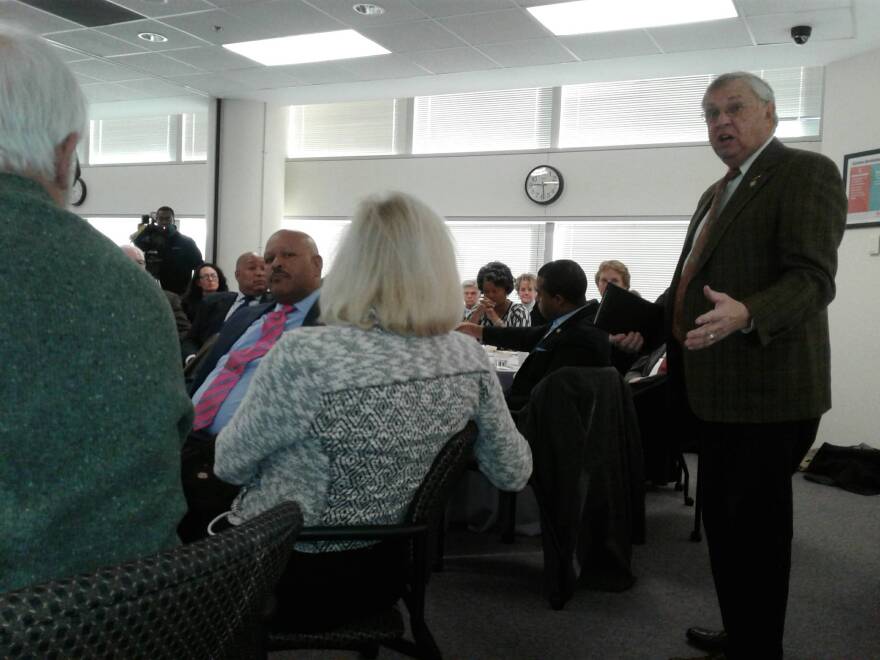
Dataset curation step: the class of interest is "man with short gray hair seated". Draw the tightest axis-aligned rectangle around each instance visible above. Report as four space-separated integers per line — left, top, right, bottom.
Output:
0 23 191 593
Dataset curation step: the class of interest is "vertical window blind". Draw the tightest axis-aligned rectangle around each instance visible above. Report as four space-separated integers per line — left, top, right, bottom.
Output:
552 220 690 303
182 112 208 162
413 87 553 154
287 99 399 158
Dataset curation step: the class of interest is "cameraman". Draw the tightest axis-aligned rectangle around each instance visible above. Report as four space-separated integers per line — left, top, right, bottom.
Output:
134 206 203 295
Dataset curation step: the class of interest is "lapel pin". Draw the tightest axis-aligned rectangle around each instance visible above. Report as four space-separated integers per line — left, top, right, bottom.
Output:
750 174 762 187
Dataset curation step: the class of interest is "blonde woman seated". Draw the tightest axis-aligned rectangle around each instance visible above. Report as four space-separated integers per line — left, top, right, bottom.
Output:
214 192 532 632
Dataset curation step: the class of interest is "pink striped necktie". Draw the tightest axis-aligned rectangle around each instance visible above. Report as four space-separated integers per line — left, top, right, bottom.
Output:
192 304 294 431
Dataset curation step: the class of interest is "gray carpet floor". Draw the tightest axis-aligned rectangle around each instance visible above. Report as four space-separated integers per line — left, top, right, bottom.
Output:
272 455 880 659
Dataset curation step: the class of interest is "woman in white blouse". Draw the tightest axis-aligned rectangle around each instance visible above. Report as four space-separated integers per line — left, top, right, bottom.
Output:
215 191 532 632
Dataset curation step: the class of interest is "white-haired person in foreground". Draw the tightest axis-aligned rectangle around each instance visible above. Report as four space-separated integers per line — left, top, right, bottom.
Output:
0 23 191 593
214 191 532 632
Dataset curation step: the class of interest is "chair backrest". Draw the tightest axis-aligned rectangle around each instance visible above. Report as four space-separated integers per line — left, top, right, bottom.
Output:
0 501 303 660
407 421 478 525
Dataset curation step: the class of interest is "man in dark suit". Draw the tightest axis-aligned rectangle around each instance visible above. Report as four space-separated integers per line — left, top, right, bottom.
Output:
181 251 269 364
179 230 322 541
457 259 612 411
667 72 846 659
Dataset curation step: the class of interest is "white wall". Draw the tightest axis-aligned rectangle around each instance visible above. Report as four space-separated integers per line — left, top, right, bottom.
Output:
285 142 818 219
77 162 208 218
819 47 880 449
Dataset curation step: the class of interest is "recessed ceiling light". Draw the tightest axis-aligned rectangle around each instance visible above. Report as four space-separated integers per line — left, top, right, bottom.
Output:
528 0 737 36
353 3 385 16
137 32 168 43
223 29 389 66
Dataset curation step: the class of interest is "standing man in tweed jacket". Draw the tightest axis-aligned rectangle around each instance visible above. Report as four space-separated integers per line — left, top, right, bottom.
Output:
666 72 846 659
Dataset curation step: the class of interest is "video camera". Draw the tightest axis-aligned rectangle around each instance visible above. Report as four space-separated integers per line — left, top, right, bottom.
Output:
136 213 168 279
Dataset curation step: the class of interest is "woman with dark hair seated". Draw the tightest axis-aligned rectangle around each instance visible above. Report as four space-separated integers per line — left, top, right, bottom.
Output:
214 192 532 632
181 262 228 322
467 261 531 328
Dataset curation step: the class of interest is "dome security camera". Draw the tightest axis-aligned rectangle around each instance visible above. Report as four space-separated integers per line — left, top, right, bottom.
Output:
791 25 812 45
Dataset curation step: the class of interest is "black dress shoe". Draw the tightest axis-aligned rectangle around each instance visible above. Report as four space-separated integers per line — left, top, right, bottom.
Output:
686 627 728 652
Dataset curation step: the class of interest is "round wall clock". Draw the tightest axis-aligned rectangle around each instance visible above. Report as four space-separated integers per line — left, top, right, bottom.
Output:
525 165 563 205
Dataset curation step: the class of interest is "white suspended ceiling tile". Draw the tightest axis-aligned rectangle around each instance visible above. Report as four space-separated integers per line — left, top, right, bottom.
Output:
408 0 516 18
274 61 361 85
437 8 551 45
336 53 431 80
164 45 257 71
105 0 217 19
81 82 140 103
171 72 247 96
224 0 346 38
359 19 467 53
52 43 95 63
68 58 147 82
735 0 850 17
559 29 661 61
47 29 147 57
99 19 211 51
650 18 754 53
120 77 196 98
107 52 203 77
406 46 499 74
158 9 264 45
221 65 300 88
747 7 854 44
479 37 576 67
303 0 428 27
1 0 81 34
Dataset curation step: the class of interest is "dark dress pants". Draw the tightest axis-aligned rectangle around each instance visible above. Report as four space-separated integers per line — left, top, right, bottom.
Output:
698 418 819 660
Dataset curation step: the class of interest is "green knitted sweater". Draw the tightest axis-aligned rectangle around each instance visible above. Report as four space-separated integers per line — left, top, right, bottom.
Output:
0 173 192 593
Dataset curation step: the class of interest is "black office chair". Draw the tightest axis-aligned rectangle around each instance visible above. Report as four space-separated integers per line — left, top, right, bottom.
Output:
0 501 303 660
267 422 478 660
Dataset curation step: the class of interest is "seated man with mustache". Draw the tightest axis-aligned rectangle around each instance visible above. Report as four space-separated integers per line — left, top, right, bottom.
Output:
178 229 322 541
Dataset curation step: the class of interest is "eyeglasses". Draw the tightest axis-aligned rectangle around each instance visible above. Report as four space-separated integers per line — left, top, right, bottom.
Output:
199 273 219 281
703 101 749 124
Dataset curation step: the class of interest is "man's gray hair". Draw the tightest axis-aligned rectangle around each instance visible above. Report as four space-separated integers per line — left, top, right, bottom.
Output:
462 279 477 288
0 23 87 181
704 71 779 126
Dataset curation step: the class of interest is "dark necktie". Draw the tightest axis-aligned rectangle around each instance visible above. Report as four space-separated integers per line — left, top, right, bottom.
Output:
672 167 740 342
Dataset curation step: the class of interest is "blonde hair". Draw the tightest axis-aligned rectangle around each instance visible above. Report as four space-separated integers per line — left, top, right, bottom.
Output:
320 192 462 337
595 260 631 289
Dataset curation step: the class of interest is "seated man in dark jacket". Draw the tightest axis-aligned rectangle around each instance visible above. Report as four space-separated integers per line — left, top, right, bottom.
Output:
458 259 614 411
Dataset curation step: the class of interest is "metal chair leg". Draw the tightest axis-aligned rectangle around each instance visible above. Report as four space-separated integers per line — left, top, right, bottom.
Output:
690 451 702 542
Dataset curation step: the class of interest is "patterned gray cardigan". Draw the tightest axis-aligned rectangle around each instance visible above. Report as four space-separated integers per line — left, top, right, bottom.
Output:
215 325 532 549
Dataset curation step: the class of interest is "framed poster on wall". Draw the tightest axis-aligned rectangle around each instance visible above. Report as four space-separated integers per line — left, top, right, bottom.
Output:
843 148 880 229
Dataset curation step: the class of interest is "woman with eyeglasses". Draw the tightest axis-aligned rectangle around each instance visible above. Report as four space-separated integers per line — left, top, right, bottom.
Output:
181 262 228 323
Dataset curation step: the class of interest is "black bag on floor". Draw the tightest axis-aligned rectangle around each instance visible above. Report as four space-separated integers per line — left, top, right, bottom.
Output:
803 442 880 496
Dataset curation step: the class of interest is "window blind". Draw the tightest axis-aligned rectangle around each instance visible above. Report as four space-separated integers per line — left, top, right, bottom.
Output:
89 115 178 164
559 66 823 148
413 87 552 154
447 221 546 296
552 220 690 303
282 218 351 273
287 99 399 158
182 112 208 162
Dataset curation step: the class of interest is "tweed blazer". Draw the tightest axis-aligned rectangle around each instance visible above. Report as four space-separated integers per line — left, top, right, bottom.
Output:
665 139 846 423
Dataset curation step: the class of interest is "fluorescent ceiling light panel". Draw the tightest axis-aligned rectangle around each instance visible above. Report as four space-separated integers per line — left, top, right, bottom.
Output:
528 0 737 36
223 29 389 66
